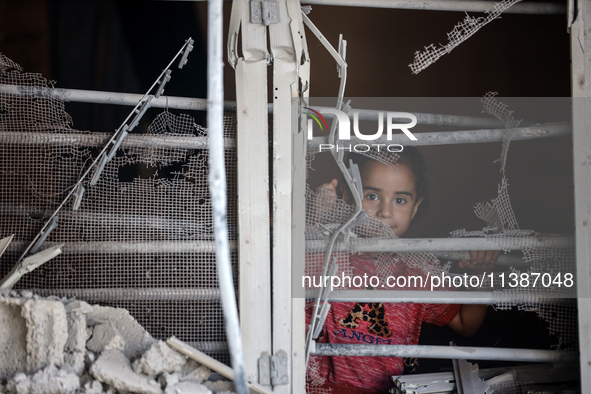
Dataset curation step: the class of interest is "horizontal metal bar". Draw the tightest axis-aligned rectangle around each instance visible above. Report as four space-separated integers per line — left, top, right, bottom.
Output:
1 84 538 130
5 236 571 255
314 105 503 128
311 343 576 363
305 289 575 303
7 241 237 254
0 130 236 149
0 84 237 113
306 236 574 253
309 122 571 149
0 122 568 149
300 0 566 15
30 287 221 300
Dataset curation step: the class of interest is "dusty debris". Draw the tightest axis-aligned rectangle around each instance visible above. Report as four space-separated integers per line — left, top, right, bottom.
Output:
133 340 187 376
0 291 236 394
89 349 162 394
87 321 126 353
88 305 156 359
6 364 79 394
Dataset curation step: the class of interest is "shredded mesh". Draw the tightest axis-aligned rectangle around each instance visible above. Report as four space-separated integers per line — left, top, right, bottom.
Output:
409 0 522 74
453 94 578 350
0 54 237 363
304 97 577 389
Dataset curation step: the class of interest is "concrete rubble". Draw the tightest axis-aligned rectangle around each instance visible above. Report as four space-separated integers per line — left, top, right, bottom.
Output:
0 291 236 394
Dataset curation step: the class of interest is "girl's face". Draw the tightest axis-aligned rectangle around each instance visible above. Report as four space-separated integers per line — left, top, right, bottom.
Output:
360 160 423 237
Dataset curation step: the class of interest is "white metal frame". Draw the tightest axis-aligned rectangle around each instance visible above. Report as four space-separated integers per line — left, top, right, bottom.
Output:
1 0 585 390
570 0 591 392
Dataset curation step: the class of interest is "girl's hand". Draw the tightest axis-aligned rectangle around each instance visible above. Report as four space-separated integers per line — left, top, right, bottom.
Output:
458 250 500 273
312 179 339 215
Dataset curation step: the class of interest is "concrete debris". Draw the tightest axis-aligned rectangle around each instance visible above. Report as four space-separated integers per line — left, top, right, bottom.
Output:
88 305 156 359
90 349 162 394
87 321 126 353
6 364 79 394
0 291 236 394
0 301 28 379
133 341 187 376
183 363 212 384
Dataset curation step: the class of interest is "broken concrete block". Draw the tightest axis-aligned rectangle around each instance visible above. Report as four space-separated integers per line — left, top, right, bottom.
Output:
89 349 162 394
0 300 28 379
5 364 79 394
88 306 155 359
87 321 125 353
164 381 212 394
21 299 68 372
20 299 68 371
133 340 186 376
185 365 212 384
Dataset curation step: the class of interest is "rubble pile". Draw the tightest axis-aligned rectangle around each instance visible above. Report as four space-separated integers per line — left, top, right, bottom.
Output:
0 291 235 394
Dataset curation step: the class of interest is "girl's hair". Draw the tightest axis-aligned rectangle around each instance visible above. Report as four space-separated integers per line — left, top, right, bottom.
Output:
347 147 429 216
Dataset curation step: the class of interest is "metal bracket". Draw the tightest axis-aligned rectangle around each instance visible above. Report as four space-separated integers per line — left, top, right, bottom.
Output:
258 350 288 386
251 0 280 26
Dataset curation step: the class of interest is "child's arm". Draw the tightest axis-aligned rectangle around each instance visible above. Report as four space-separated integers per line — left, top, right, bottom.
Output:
446 250 499 336
447 304 487 337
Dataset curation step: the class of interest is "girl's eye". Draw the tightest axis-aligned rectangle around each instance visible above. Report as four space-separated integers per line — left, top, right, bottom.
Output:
365 193 379 201
395 197 407 204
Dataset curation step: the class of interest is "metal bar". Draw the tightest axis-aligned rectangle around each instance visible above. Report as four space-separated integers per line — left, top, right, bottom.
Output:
207 0 248 391
0 130 236 149
30 287 222 301
311 343 577 363
5 241 234 254
0 131 237 149
0 122 568 149
1 84 512 129
305 290 575 303
299 0 566 15
0 84 237 113
4 235 571 254
313 105 503 128
308 122 571 150
305 236 574 252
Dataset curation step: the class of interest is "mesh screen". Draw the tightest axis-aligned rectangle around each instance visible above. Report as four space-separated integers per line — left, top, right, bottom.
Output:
0 54 237 363
409 0 522 74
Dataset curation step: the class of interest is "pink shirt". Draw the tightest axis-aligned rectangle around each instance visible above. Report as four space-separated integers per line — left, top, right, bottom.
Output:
306 252 460 392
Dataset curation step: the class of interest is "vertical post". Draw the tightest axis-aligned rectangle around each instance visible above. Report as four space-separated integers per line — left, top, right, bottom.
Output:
269 1 309 392
229 0 273 384
570 0 591 391
207 1 249 393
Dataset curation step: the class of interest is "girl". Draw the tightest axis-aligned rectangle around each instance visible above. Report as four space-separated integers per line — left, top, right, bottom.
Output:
306 147 498 393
